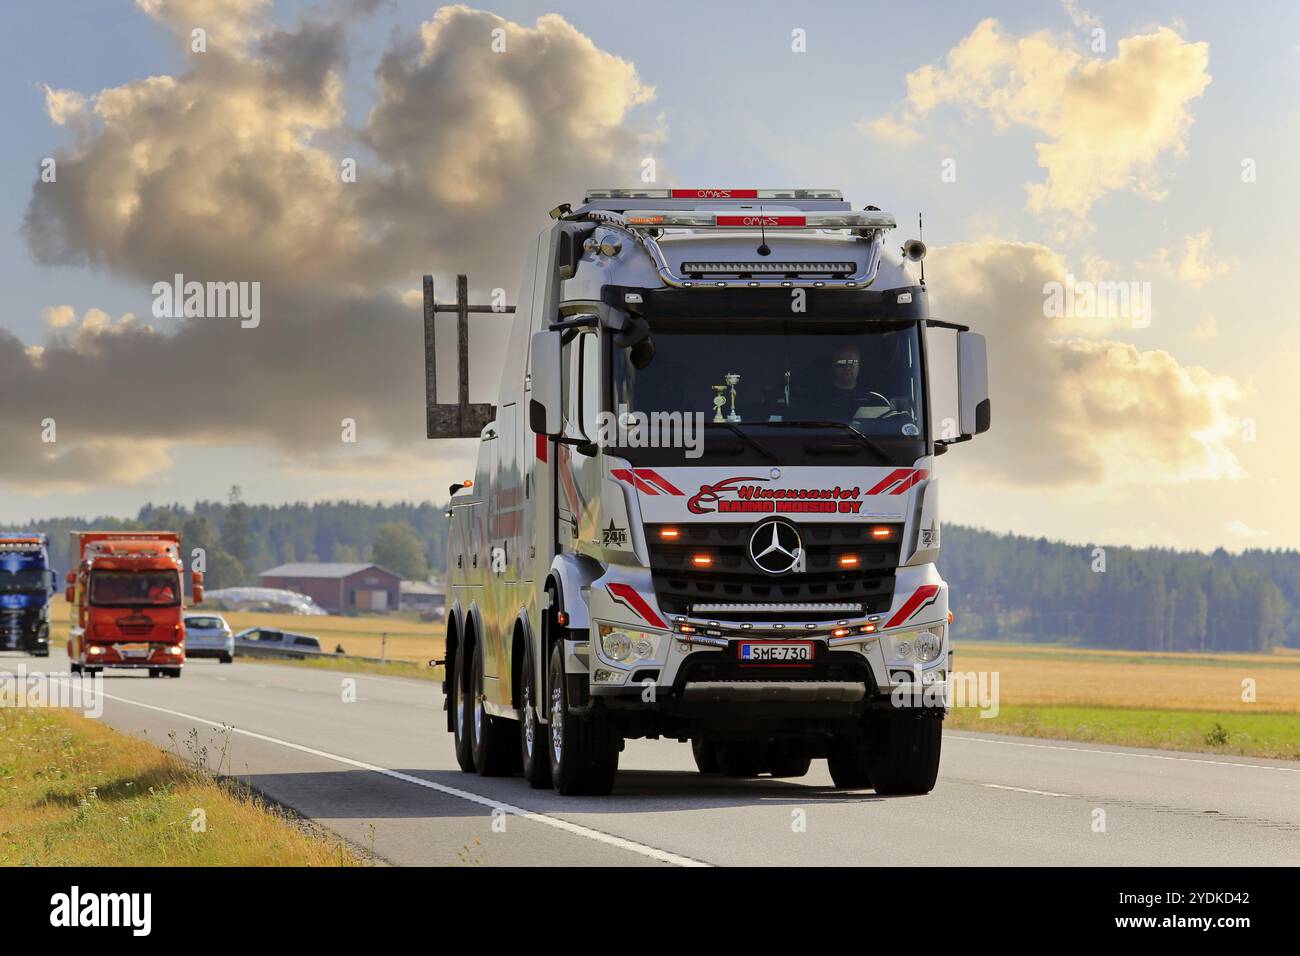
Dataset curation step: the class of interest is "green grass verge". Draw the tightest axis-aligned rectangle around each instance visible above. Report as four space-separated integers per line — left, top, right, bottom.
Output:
245 654 443 682
0 708 364 866
947 704 1300 760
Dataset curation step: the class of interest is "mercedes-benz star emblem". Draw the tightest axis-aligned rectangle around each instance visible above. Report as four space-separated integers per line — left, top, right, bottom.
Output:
748 519 803 575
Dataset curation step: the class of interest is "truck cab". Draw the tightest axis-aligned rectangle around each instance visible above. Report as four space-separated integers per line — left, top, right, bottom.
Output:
0 533 54 657
66 532 201 678
433 188 990 795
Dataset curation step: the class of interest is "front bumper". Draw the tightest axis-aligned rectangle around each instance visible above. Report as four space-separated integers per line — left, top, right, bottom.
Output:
83 642 185 668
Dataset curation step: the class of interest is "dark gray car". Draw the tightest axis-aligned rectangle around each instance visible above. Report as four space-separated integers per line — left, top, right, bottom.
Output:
233 627 323 659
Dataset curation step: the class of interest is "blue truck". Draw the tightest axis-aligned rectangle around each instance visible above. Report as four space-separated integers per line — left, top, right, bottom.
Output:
0 532 54 657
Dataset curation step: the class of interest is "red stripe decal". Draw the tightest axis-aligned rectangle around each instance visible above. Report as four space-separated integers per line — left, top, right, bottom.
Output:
885 584 942 628
611 468 659 494
635 469 684 495
866 468 912 496
607 583 666 629
890 469 928 494
535 433 548 463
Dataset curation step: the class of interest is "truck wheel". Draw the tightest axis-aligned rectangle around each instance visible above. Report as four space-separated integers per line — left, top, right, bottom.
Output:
471 642 520 776
691 738 720 774
717 741 764 777
826 737 873 789
70 661 82 674
866 712 942 795
765 740 812 778
519 640 550 788
34 648 50 659
148 668 161 679
220 653 233 664
450 643 476 773
548 642 618 796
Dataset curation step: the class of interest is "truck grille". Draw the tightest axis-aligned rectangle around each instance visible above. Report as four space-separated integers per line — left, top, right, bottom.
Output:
645 522 899 620
0 609 23 646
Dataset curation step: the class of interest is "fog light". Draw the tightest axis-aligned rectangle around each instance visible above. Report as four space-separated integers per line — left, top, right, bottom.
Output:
592 668 627 685
166 646 182 656
601 630 633 662
88 646 104 655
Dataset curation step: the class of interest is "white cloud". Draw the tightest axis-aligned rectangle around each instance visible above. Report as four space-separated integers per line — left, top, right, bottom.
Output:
863 19 1211 221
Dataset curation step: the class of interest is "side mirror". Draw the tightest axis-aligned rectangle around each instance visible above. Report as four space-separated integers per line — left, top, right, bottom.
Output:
529 330 563 436
65 570 76 585
957 331 991 437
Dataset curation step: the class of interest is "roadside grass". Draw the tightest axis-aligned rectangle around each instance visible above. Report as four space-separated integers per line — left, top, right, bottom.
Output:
218 608 443 662
248 653 444 683
946 704 1300 761
0 707 363 866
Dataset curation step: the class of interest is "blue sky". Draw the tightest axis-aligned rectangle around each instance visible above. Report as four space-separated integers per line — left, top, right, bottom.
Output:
2 1 1298 551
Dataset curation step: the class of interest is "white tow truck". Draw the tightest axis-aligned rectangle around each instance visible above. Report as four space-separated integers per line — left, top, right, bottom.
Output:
425 187 990 795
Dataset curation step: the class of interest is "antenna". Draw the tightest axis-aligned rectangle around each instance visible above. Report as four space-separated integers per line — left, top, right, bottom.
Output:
756 205 771 256
918 212 925 285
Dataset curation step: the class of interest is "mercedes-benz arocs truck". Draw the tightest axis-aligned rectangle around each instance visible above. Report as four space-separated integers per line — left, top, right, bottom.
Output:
0 532 54 657
427 188 990 795
66 531 201 677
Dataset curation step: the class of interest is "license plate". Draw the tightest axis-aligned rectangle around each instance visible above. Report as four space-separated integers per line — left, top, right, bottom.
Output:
119 644 150 659
738 641 814 664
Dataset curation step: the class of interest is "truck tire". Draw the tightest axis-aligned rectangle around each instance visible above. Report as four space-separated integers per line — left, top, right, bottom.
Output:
519 639 550 788
866 712 942 795
716 741 764 777
471 641 520 776
450 642 476 773
220 653 233 664
826 737 873 789
765 740 812 778
548 642 618 796
70 661 82 674
691 738 720 774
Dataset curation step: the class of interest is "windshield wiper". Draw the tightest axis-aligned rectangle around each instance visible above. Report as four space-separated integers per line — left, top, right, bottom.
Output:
760 420 893 464
704 421 781 463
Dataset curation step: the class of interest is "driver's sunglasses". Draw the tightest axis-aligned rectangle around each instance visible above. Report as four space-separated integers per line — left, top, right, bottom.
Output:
834 359 860 368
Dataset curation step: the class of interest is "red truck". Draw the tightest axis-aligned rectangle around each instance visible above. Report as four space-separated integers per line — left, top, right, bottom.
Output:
66 532 202 678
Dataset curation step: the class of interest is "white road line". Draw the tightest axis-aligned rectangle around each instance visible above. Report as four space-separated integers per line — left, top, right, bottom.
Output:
949 733 1300 773
62 680 709 868
983 784 1071 797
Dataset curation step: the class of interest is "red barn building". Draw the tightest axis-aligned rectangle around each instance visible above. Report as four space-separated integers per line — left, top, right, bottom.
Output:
259 562 401 614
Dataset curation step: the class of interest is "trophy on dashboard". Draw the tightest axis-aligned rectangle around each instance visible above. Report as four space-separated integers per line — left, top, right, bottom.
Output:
725 372 741 422
711 385 727 423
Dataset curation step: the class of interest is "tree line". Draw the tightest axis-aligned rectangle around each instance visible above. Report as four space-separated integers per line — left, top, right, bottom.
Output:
939 525 1297 652
7 488 448 590
6 498 1297 651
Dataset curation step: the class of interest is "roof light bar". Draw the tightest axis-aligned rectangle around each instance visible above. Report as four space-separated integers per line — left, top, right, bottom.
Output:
623 209 896 230
680 261 858 275
586 187 844 202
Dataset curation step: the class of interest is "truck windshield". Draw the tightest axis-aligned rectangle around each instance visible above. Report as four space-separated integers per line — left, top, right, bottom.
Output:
611 318 926 464
0 568 51 591
90 570 180 607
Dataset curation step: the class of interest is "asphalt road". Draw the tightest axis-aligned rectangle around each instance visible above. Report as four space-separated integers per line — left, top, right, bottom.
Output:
12 650 1300 866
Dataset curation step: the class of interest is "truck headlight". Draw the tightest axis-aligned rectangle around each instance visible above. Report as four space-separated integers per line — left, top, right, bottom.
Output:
598 625 663 664
913 630 942 663
889 628 943 663
601 630 633 662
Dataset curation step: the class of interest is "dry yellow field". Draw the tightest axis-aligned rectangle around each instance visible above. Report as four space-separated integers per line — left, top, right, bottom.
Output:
955 642 1300 712
218 609 445 662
